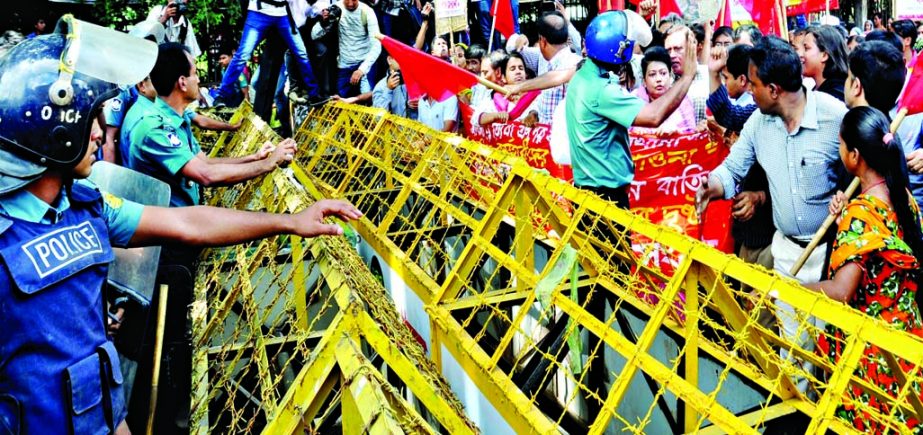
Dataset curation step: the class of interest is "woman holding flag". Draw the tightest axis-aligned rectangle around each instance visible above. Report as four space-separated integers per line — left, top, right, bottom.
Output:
473 52 541 127
809 106 923 433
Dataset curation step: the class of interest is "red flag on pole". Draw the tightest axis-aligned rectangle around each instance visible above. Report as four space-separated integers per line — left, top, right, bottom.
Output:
898 52 923 116
491 0 515 38
715 0 732 28
380 35 480 102
660 0 682 17
739 0 776 34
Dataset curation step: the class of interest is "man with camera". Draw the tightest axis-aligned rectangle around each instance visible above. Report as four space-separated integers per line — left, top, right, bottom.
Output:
148 0 201 58
311 0 381 99
373 55 413 118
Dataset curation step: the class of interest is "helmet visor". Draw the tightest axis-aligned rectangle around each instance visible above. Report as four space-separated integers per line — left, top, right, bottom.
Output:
57 17 157 86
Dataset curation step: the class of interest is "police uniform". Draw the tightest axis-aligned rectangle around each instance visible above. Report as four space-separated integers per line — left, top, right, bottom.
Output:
0 17 158 434
103 85 140 132
122 97 203 208
0 181 144 434
117 95 155 167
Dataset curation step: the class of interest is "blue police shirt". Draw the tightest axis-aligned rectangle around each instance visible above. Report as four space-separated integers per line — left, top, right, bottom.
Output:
117 95 156 166
0 180 143 246
123 97 203 207
103 86 140 129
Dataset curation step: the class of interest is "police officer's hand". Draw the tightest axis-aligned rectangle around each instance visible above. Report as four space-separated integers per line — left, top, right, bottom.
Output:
229 120 243 131
107 307 125 337
254 141 276 160
681 29 698 80
269 138 298 167
292 199 364 237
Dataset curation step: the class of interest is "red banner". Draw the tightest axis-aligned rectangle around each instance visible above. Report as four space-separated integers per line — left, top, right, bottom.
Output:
460 103 573 181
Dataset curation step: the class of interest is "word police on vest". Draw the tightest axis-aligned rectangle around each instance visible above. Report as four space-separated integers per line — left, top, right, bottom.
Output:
22 221 102 278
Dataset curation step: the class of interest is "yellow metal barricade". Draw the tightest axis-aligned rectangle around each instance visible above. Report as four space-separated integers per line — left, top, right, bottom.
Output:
242 101 923 434
189 103 476 434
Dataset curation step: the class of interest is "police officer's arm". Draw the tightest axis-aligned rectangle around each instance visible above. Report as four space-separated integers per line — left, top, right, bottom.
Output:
633 30 698 127
181 138 296 186
191 113 241 132
128 199 363 247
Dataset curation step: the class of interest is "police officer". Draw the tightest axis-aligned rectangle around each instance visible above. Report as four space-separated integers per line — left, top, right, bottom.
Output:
565 10 699 208
0 17 361 435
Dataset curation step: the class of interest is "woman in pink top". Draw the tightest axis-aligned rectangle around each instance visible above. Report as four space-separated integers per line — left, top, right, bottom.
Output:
631 46 698 135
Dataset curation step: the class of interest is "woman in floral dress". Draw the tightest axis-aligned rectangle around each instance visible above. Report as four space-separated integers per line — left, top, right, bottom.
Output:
807 106 923 432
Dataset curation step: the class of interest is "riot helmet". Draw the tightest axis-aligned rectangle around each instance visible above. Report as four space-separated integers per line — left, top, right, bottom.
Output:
585 10 652 66
0 15 156 191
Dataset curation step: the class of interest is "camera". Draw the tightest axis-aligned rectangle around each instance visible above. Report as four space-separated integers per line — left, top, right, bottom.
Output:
325 4 343 22
171 0 189 15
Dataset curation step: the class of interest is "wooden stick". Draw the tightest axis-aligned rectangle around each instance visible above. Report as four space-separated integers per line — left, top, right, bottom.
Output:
789 108 909 276
487 4 498 53
372 34 510 96
146 284 169 435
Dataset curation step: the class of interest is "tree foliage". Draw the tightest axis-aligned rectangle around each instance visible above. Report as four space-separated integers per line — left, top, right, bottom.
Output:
90 0 243 33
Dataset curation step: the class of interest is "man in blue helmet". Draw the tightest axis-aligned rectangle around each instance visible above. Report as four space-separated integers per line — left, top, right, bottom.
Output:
0 17 361 435
566 9 699 208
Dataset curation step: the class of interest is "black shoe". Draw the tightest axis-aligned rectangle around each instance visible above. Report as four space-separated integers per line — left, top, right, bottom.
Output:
306 95 331 107
212 96 227 109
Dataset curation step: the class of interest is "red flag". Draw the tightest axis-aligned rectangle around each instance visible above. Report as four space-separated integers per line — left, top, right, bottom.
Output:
660 0 682 17
380 36 480 102
786 0 839 16
491 0 515 38
898 52 923 116
715 0 731 29
739 0 775 34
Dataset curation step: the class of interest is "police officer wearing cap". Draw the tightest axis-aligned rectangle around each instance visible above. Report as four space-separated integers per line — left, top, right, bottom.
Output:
565 10 699 208
0 17 361 435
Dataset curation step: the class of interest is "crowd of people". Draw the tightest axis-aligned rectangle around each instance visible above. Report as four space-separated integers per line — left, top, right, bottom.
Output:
4 0 923 433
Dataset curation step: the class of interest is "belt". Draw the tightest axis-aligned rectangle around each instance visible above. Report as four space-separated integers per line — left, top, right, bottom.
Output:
784 234 811 248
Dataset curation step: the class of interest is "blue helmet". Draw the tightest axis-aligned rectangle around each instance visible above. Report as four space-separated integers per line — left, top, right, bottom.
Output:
585 10 652 66
0 16 156 173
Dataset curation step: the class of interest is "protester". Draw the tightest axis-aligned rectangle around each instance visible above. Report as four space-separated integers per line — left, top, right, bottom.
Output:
801 25 848 101
733 24 763 46
697 37 848 394
0 22 361 435
631 46 697 134
25 18 46 39
452 42 468 68
810 106 923 433
217 46 251 107
415 92 459 132
148 0 201 57
707 44 756 131
457 44 490 106
892 19 919 65
712 25 733 48
311 0 381 98
373 55 413 118
378 0 423 46
474 52 540 127
863 19 873 34
846 34 864 53
213 0 328 108
567 10 696 209
664 25 709 123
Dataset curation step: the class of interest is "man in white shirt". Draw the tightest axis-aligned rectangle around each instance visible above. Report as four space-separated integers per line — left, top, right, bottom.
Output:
312 0 381 98
148 0 201 57
213 0 328 108
417 95 458 132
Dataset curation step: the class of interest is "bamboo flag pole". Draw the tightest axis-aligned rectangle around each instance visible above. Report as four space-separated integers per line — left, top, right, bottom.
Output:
373 34 510 96
789 108 909 276
146 284 169 435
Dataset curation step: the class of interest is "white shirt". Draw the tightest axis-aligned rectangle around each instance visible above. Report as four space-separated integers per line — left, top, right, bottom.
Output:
249 0 288 17
418 96 459 132
148 5 201 57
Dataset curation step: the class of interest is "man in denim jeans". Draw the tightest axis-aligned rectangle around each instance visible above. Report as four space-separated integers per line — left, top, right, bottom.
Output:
312 0 381 98
213 0 328 108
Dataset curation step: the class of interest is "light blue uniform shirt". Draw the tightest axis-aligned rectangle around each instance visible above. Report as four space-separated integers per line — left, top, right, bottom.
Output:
566 60 644 189
123 97 202 207
0 180 143 247
103 86 140 129
118 96 156 166
711 89 849 239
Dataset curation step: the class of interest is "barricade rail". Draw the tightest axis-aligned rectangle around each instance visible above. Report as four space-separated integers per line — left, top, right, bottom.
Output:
190 102 477 434
203 101 923 434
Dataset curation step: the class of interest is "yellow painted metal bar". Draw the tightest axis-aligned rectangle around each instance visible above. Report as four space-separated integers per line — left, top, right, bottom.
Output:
683 263 700 433
804 335 867 434
233 248 279 415
589 255 693 434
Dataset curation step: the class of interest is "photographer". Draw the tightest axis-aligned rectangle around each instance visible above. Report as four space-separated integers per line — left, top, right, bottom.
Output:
148 0 201 57
312 0 381 98
373 55 414 118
